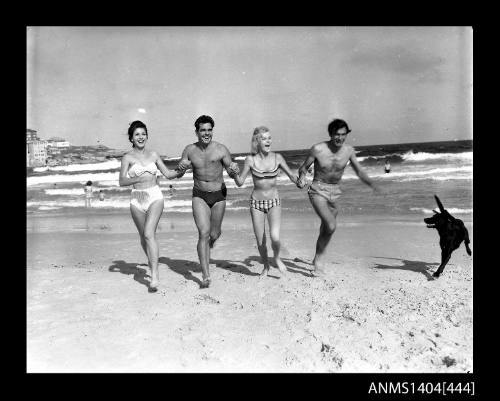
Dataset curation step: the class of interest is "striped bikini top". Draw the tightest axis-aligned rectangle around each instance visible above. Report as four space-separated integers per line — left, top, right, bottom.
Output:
128 161 158 177
250 154 279 178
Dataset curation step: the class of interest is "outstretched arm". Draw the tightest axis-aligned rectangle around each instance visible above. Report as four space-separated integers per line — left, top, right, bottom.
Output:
175 146 192 178
297 146 315 188
276 153 298 184
221 145 240 178
154 151 184 179
234 156 252 187
349 150 380 192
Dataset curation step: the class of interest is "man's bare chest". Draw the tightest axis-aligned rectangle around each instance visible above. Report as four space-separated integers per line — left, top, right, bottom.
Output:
190 150 223 168
317 148 350 170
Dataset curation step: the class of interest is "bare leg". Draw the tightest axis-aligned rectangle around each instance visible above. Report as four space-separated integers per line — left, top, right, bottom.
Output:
267 205 286 274
309 195 338 275
143 199 164 290
250 207 270 275
130 205 148 257
209 200 226 249
192 197 212 284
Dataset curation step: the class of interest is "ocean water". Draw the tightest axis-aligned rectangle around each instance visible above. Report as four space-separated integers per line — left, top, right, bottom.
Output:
26 140 472 223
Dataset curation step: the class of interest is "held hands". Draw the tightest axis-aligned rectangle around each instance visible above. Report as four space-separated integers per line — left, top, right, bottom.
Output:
228 162 240 177
175 159 192 176
296 176 307 189
177 159 192 171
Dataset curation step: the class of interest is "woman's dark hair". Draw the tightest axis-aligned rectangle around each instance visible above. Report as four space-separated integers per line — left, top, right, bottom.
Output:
86 181 92 186
128 120 148 147
194 115 215 131
327 119 351 135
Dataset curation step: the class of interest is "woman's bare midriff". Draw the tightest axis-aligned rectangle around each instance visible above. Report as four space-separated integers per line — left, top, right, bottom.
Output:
251 177 279 200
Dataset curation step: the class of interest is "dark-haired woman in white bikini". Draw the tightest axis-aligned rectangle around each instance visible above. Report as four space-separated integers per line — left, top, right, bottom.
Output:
119 120 184 292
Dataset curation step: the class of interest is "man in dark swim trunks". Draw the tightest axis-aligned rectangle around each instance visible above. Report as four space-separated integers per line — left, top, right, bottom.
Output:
177 115 240 288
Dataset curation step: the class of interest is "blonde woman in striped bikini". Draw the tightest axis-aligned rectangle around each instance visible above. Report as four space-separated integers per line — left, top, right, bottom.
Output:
233 127 298 277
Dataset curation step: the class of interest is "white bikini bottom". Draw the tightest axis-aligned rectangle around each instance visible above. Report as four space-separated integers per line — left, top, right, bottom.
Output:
130 185 164 213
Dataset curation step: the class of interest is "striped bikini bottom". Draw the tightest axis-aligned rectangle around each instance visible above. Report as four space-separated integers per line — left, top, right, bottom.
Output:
249 197 281 213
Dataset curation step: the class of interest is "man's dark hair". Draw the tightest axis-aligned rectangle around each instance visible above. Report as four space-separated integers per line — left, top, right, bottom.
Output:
327 119 351 135
194 115 215 130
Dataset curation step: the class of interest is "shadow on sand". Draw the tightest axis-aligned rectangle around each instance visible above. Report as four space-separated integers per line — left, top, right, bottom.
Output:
108 260 152 290
211 256 265 277
281 257 315 277
112 254 305 289
159 256 265 283
238 255 313 278
158 256 203 287
370 256 439 281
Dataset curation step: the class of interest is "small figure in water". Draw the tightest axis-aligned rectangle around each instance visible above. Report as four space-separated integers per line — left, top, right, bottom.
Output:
84 180 93 207
167 184 175 196
384 159 391 174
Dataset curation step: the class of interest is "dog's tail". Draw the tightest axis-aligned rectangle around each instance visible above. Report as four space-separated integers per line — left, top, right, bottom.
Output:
464 227 472 256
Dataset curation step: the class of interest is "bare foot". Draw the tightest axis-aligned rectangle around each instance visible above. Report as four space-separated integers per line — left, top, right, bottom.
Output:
149 279 159 292
274 257 287 274
311 259 326 277
200 277 211 289
260 267 270 277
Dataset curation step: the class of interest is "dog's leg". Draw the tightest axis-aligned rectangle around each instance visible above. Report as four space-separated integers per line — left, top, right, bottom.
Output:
463 227 472 256
433 248 452 277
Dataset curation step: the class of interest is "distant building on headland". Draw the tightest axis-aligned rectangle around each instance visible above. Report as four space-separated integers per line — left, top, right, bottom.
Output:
26 129 39 142
27 130 73 167
45 136 71 159
47 136 70 148
27 140 48 167
27 129 48 167
26 129 126 168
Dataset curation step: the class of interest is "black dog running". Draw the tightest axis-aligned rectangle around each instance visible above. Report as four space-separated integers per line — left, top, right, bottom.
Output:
424 195 472 278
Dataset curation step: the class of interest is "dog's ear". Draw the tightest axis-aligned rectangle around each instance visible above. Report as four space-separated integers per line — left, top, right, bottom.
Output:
434 195 446 213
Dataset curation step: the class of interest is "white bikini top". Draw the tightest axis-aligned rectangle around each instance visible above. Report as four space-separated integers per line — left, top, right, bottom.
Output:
128 161 158 177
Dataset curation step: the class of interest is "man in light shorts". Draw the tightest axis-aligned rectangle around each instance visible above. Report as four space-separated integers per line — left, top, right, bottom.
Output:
297 118 381 276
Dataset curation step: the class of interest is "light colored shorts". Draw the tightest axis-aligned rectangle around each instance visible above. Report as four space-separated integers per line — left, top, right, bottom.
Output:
307 180 342 205
130 185 164 213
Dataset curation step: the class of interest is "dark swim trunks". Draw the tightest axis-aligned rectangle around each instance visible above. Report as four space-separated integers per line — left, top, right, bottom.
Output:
193 183 227 208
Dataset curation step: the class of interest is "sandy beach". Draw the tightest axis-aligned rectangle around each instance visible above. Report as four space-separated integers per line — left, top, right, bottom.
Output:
26 210 473 373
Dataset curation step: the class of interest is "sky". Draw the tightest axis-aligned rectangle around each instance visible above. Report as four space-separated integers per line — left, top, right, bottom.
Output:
27 26 472 155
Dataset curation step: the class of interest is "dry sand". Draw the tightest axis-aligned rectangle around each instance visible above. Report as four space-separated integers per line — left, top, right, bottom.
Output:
27 212 473 372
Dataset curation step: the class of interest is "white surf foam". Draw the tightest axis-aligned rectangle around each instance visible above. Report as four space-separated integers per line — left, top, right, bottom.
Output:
402 151 473 163
33 159 121 173
410 207 473 215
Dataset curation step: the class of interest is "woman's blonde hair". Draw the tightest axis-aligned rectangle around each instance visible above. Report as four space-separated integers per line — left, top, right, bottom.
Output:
250 126 270 154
